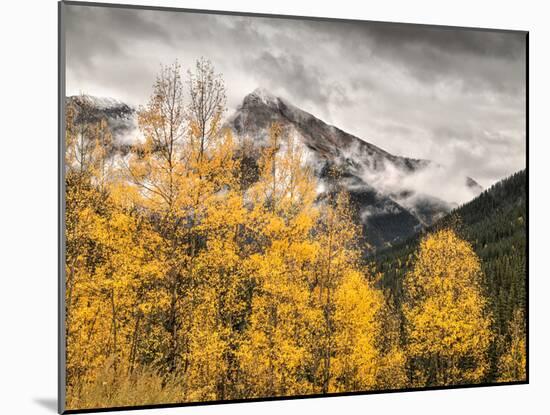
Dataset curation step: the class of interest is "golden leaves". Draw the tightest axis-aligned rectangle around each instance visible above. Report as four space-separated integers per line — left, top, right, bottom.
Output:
403 229 494 386
64 61 514 409
497 309 527 382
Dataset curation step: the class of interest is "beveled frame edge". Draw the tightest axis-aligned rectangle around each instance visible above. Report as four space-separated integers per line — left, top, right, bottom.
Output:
59 1 67 413
60 0 528 34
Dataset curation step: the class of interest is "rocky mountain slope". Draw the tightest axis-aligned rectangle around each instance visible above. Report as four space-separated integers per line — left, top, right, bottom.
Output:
66 90 482 249
227 88 482 248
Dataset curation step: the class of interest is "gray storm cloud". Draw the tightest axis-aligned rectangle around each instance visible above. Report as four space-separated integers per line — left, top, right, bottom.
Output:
64 4 526 188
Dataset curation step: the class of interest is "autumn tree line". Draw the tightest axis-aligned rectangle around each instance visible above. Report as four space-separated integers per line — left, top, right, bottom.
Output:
376 170 527 383
64 60 526 409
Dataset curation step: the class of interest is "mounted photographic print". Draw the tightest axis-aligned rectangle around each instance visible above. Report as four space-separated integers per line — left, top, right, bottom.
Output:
58 1 528 413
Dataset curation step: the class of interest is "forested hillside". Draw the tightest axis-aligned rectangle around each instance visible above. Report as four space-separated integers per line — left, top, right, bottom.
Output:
374 169 527 381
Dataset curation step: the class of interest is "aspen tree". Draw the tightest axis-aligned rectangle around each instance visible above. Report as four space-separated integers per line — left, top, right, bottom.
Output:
403 229 494 386
186 57 226 164
239 124 319 397
310 190 385 393
126 61 193 375
65 100 116 394
497 309 526 382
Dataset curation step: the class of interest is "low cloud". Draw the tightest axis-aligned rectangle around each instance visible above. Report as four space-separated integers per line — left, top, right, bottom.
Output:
65 4 527 189
248 51 351 118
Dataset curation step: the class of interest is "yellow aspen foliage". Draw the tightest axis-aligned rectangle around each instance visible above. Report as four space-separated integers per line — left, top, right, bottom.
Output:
239 123 319 397
65 113 165 405
403 229 494 387
374 293 408 389
238 250 314 397
125 62 197 378
331 270 384 392
65 99 117 397
184 190 250 400
308 190 387 393
64 59 513 409
497 309 527 382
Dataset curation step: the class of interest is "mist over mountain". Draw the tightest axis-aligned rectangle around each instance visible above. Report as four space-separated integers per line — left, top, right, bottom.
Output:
66 89 483 249
227 88 482 248
374 169 526 345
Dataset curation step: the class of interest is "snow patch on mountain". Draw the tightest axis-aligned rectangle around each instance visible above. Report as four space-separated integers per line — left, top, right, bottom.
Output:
73 95 132 111
67 95 143 145
250 87 279 106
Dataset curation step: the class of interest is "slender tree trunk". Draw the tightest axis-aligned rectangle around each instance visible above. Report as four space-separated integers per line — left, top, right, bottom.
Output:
168 275 179 373
111 288 118 374
128 314 141 375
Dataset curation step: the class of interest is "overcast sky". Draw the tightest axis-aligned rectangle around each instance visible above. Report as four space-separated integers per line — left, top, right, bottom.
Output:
65 4 526 187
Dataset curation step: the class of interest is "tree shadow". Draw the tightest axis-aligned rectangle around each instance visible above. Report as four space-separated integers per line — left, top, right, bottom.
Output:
34 398 57 413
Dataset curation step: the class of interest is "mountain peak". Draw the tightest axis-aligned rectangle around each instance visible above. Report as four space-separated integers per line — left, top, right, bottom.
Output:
245 87 281 107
